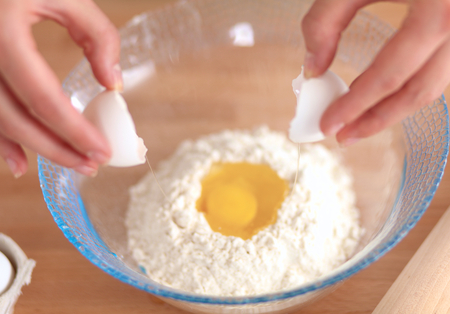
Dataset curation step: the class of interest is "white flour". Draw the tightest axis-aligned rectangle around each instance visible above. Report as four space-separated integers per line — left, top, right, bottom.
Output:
125 127 362 296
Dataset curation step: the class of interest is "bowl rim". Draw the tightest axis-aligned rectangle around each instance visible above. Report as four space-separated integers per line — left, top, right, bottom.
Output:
37 2 450 305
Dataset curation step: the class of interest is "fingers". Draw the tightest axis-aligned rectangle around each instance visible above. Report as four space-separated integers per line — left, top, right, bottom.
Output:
33 0 122 90
0 78 98 176
320 0 450 137
0 0 122 176
301 0 374 78
0 135 27 178
0 19 111 165
302 0 409 78
336 38 450 145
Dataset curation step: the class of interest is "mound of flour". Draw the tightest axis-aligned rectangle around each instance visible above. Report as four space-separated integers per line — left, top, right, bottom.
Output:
125 127 362 296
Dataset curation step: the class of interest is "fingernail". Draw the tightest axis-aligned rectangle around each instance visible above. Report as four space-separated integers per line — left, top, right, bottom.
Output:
74 165 98 177
87 151 110 165
6 158 22 179
324 123 345 136
113 64 123 91
340 137 360 148
303 51 315 79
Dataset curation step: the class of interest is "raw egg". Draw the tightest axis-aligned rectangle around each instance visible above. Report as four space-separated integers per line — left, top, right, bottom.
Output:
0 251 14 295
196 162 288 239
289 69 348 143
83 90 147 167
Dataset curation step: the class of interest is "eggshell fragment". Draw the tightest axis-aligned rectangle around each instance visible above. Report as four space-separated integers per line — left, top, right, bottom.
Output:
289 69 349 143
83 91 148 167
0 251 14 295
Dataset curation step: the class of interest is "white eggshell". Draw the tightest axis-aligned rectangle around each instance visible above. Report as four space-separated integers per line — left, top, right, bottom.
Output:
0 251 15 295
83 91 148 167
289 69 349 143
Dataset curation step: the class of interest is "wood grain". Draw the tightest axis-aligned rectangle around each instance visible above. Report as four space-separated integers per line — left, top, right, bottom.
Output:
0 1 449 314
373 206 450 314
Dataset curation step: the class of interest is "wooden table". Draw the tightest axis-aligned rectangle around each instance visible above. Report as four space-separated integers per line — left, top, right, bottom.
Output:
1 1 449 313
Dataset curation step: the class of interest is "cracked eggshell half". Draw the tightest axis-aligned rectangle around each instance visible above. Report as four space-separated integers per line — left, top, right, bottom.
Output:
83 91 147 167
289 69 349 143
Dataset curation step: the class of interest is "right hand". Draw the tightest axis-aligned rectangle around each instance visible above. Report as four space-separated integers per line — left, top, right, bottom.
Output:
302 0 450 146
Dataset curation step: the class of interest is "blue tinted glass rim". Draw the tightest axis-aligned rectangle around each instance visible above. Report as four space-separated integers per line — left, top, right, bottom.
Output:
37 97 449 305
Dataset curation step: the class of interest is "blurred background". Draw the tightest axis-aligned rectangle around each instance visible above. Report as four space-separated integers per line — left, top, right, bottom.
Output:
1 1 449 313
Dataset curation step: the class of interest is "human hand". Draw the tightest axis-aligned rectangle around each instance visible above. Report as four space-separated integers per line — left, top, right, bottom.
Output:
0 0 121 178
302 0 450 146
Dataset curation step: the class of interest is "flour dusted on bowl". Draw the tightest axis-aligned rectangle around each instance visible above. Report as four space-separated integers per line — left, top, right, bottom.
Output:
125 127 362 296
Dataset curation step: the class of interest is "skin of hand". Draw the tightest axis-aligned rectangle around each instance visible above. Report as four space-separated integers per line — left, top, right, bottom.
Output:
0 0 122 178
302 0 450 146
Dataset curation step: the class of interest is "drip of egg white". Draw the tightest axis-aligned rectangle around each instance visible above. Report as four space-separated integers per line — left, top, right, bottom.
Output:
83 91 148 167
289 69 349 143
0 251 15 295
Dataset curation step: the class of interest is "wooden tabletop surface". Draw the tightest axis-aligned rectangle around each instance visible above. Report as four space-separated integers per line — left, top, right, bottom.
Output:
1 1 449 313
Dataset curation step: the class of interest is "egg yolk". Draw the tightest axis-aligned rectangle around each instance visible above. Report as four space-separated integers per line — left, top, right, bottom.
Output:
207 184 257 227
196 162 288 239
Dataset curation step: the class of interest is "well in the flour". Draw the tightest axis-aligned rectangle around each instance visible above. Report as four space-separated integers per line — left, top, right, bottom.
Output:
126 127 363 296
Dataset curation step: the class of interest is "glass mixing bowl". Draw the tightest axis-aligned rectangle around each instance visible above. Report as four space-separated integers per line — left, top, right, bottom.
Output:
38 1 449 313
